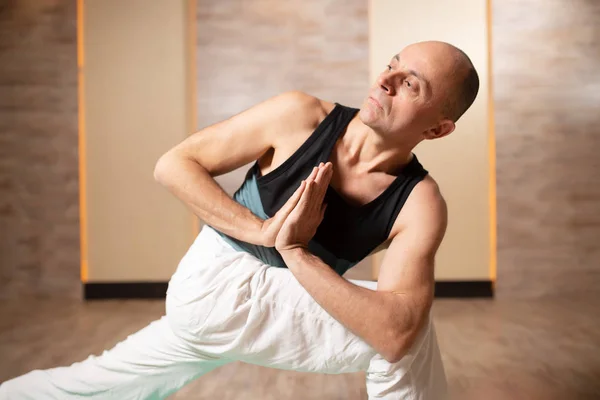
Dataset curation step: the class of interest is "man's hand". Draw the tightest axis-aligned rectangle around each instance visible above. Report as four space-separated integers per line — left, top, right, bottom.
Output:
260 179 308 247
275 162 333 253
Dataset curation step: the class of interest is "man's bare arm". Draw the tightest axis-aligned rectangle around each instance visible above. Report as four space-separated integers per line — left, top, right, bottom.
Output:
280 177 447 363
153 91 321 246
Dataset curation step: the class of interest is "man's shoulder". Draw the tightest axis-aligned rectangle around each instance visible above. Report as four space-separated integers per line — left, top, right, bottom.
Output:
412 174 445 206
407 174 446 221
270 91 334 126
388 174 447 241
267 91 335 146
409 174 447 229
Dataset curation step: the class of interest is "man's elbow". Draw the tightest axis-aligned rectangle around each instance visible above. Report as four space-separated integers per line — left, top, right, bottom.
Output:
383 333 416 364
153 152 177 186
380 315 426 364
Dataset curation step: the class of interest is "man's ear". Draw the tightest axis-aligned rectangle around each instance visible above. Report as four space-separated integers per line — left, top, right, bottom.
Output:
423 119 455 140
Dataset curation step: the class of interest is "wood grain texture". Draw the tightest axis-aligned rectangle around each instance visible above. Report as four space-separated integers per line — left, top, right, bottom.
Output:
493 0 600 298
1 298 599 399
0 0 80 299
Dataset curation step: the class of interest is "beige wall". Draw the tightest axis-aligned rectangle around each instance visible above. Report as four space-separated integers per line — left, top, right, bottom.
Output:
369 0 493 281
82 0 194 282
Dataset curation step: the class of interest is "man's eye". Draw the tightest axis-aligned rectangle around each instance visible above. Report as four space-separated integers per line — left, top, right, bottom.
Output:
386 64 392 71
405 80 412 88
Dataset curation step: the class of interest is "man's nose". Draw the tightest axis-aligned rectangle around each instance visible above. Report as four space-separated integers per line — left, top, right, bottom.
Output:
377 74 395 96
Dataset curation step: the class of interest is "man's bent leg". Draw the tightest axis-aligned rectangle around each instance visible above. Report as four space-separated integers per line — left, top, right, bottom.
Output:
173 225 447 399
0 315 230 400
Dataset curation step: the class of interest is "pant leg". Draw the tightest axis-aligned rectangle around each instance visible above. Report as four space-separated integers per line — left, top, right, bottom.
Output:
0 226 240 400
167 225 448 399
164 225 376 373
0 222 245 400
0 316 229 399
365 313 448 399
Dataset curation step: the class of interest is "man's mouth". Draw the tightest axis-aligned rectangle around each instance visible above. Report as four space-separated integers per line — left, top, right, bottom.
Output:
368 96 383 111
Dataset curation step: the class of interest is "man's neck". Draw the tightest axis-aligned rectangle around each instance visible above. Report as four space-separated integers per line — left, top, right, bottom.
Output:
341 116 416 176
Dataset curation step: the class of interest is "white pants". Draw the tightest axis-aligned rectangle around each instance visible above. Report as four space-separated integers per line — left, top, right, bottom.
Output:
0 225 447 399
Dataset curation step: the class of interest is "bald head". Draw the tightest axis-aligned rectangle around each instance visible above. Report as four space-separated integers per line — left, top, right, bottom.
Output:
439 43 479 122
423 41 479 122
401 41 479 122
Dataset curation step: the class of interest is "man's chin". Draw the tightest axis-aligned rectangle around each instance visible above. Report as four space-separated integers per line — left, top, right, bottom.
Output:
358 106 379 127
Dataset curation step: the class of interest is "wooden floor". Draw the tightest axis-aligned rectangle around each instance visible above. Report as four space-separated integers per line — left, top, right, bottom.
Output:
1 297 599 399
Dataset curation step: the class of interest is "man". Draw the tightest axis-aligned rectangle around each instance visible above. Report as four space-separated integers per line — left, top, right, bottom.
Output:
0 40 479 399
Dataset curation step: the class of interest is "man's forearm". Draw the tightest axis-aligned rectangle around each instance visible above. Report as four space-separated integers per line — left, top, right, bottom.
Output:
280 248 417 363
154 154 265 245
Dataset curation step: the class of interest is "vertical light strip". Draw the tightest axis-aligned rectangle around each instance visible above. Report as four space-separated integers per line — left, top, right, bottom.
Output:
188 0 200 238
487 0 497 286
77 0 88 282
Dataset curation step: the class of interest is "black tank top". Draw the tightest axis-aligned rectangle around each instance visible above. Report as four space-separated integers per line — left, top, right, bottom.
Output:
215 103 428 276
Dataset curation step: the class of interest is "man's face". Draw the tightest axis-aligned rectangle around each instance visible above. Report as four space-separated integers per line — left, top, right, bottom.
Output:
359 42 459 141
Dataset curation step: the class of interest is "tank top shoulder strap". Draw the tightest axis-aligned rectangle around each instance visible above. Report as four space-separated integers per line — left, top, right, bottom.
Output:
256 102 358 185
311 102 359 163
295 102 359 162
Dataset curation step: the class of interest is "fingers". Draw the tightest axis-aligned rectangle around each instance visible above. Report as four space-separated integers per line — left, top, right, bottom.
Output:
281 161 328 216
312 162 332 200
290 179 307 204
306 165 319 182
298 179 315 212
293 179 307 200
315 162 333 184
293 162 333 215
306 162 332 184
